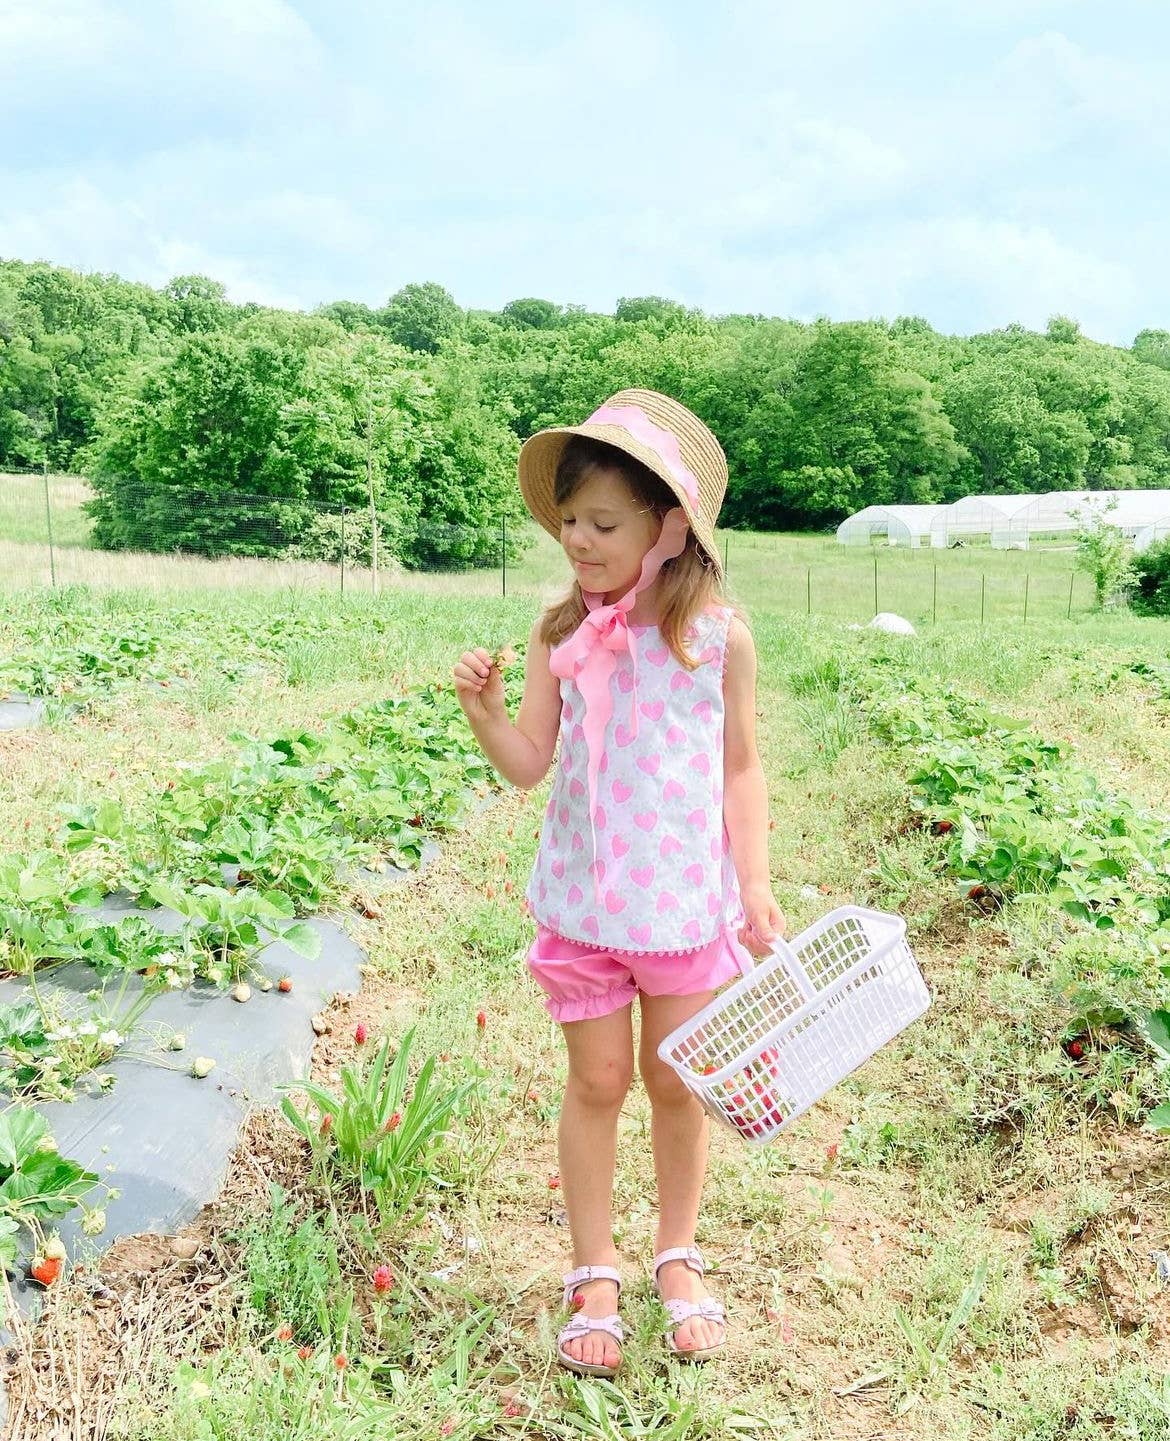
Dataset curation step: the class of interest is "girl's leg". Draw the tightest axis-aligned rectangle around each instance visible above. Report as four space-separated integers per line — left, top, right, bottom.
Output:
559 1002 635 1370
638 989 724 1354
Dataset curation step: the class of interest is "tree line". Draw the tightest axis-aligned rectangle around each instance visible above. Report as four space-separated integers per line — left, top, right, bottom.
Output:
3 259 1170 567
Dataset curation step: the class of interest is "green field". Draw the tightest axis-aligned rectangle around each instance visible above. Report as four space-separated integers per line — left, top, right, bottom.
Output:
1 580 1167 1437
1 471 1096 625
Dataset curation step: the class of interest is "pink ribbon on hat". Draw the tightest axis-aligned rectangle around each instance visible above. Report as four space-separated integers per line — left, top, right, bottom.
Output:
586 403 701 509
550 508 690 895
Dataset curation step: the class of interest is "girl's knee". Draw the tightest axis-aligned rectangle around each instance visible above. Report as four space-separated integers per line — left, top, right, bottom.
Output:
639 1053 694 1110
568 1054 634 1110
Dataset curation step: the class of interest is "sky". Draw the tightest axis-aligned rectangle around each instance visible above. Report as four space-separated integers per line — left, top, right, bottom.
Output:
1 0 1167 345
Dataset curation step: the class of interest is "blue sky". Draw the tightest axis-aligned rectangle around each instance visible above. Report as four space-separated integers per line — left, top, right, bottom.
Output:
1 0 1167 344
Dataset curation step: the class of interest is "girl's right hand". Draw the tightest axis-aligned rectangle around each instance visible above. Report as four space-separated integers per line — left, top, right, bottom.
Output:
453 648 506 720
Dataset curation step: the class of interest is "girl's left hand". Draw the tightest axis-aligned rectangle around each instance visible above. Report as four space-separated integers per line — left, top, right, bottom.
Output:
738 887 787 959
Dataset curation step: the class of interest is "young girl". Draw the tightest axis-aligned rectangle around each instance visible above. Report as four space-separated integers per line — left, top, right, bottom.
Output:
453 388 783 1377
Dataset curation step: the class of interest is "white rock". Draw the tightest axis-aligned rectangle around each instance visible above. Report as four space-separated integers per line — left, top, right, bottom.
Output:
869 612 917 636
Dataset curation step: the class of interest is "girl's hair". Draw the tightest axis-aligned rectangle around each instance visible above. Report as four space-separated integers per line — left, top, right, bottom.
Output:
538 435 724 667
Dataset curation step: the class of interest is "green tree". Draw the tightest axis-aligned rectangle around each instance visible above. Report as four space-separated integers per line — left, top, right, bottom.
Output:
1073 502 1136 608
1133 329 1170 370
500 298 562 330
378 282 462 353
163 275 232 334
733 322 963 528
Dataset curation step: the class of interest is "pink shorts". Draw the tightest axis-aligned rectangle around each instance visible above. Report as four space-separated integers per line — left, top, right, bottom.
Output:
527 924 752 1023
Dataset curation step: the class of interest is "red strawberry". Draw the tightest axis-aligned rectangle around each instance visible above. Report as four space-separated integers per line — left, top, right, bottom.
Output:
385 1111 401 1132
334 1353 347 1370
30 1256 61 1287
372 1264 393 1293
1068 1040 1084 1059
319 1114 333 1136
354 1022 368 1045
548 1174 561 1190
503 1400 523 1418
297 1345 312 1360
476 1010 487 1030
277 977 293 993
276 1323 293 1342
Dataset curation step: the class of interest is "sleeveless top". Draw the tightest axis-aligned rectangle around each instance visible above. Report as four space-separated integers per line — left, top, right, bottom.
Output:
527 607 743 954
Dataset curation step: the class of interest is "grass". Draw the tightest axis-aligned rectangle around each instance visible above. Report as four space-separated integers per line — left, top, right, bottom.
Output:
1 469 1098 624
0 472 95 547
1 576 1169 1437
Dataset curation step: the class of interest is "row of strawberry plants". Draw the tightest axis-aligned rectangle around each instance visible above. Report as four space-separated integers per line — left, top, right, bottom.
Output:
0 669 520 1110
0 670 516 1261
858 667 1170 1130
1 587 451 703
4 679 508 985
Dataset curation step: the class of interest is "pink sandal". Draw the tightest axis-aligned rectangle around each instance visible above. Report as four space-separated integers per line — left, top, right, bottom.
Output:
653 1247 726 1362
556 1265 625 1378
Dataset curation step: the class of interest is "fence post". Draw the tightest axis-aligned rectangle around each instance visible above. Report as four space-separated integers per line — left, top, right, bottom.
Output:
42 462 57 588
501 513 507 598
1022 572 1029 625
980 574 986 625
932 563 937 624
340 506 346 597
367 400 379 597
806 567 811 616
873 552 878 615
1067 570 1074 619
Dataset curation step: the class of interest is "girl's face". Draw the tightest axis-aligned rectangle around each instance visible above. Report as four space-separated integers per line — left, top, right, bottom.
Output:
558 467 663 601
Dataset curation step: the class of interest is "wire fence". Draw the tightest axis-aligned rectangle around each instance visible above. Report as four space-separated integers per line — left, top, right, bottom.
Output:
1 467 1097 623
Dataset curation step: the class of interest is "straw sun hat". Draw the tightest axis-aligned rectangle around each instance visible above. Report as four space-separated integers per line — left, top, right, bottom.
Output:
517 388 729 577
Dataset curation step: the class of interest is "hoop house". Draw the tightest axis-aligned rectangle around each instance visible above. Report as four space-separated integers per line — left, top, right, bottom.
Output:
930 494 1034 548
836 505 942 548
998 490 1170 548
1134 517 1170 553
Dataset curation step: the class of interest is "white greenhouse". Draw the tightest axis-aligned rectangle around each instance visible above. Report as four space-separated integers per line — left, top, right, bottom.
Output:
1133 517 1170 553
835 504 943 548
837 489 1170 549
995 489 1170 549
928 494 1033 549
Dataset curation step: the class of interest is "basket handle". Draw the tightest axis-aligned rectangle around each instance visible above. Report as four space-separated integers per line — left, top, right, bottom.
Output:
763 935 818 1003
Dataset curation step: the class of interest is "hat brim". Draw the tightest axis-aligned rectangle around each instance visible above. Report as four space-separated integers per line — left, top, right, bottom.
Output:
518 422 722 580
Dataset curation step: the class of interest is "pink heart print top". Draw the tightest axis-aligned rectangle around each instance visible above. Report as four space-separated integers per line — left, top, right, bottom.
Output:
527 606 743 954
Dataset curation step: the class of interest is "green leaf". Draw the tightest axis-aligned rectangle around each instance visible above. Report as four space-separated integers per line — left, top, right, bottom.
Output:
280 922 321 960
1144 1103 1170 1133
0 1106 50 1172
1142 1010 1170 1063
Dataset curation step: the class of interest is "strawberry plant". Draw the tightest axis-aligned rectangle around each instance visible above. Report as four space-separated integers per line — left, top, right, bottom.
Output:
0 1105 100 1270
147 880 323 982
861 666 1170 1115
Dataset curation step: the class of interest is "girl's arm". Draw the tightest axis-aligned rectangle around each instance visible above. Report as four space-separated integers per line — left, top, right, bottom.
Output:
723 617 786 958
453 617 562 790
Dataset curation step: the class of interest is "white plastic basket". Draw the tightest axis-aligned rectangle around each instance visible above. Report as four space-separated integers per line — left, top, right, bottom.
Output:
657 906 930 1145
